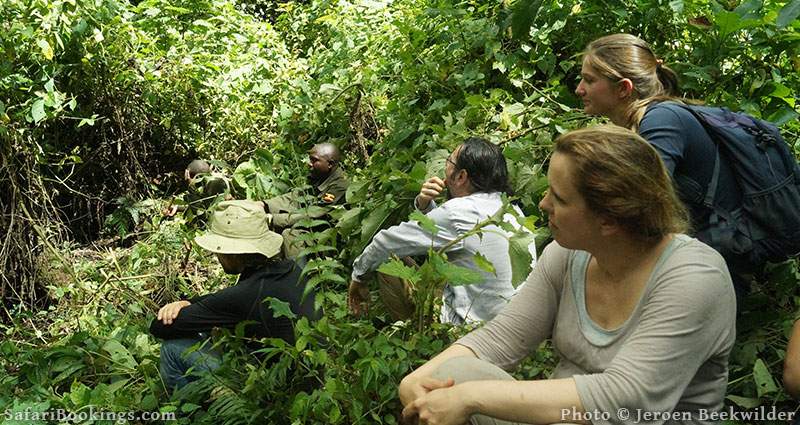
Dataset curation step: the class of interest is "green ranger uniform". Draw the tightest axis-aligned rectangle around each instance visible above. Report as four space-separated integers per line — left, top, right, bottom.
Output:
264 166 349 257
182 172 232 225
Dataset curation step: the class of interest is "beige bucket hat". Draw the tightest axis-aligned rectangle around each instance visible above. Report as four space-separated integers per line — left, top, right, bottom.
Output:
195 200 283 258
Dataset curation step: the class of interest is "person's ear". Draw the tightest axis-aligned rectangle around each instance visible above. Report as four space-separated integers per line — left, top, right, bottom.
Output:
617 78 634 99
456 169 470 186
598 216 621 237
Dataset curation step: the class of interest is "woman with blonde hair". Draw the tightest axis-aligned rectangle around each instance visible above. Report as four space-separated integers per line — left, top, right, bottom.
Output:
399 125 736 425
575 33 752 296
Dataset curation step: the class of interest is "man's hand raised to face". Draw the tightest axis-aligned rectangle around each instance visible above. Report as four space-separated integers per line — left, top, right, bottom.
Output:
416 176 446 211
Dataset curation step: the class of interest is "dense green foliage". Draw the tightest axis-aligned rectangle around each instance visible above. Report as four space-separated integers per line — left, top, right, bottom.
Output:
1 0 799 423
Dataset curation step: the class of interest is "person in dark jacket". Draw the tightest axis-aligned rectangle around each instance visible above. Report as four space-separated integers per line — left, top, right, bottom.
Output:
150 200 318 391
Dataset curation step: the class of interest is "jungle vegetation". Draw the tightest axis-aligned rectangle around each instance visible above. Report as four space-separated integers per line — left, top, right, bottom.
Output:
1 0 799 423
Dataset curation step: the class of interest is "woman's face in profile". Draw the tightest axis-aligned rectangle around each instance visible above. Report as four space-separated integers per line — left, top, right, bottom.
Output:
575 58 622 118
539 152 603 250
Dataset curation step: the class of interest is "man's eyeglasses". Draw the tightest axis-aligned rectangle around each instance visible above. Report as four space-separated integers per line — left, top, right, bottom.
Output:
446 156 457 168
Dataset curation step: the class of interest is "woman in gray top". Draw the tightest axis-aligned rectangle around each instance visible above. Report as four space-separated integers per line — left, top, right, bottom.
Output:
574 33 751 297
399 126 736 425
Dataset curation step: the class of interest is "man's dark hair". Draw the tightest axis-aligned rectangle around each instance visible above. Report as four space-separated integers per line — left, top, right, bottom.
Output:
186 159 212 179
454 137 510 194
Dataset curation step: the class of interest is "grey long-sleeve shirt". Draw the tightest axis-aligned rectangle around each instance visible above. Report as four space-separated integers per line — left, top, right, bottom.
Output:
457 235 736 425
351 191 536 324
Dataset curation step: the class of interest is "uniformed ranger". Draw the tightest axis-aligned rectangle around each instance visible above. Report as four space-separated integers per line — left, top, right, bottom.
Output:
262 143 350 257
163 160 232 226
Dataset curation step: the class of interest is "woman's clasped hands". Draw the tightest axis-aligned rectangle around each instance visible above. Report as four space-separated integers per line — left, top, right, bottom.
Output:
400 376 476 425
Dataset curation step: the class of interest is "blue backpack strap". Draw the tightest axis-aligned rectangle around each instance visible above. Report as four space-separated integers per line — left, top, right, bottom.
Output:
703 150 732 250
666 103 720 208
704 150 720 208
670 103 745 253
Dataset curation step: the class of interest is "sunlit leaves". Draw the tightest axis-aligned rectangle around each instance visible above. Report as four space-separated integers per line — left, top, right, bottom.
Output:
472 251 496 275
30 99 46 123
37 39 53 60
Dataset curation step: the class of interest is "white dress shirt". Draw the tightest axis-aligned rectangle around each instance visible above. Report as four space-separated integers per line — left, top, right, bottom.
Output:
351 191 536 324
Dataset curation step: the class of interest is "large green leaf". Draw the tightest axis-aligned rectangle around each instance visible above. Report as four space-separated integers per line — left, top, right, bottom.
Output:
336 207 363 236
30 99 46 123
777 0 800 28
358 201 393 251
668 0 684 14
37 38 53 60
102 339 138 370
473 252 496 275
409 161 427 181
714 10 760 37
346 180 370 204
753 358 778 398
377 258 421 283
725 394 761 409
430 254 483 286
264 297 297 319
296 244 336 258
767 107 799 126
508 231 536 287
425 149 450 178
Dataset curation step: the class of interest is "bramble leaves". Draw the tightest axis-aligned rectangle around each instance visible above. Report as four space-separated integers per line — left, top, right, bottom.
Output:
102 339 138 370
473 252 496 275
429 253 483 286
509 231 536 288
377 258 421 283
265 297 297 320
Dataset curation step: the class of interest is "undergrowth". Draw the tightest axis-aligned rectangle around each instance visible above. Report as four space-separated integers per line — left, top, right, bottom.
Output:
1 0 799 423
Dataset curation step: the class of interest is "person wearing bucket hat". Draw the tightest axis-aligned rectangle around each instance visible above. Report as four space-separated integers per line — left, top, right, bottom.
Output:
150 200 319 391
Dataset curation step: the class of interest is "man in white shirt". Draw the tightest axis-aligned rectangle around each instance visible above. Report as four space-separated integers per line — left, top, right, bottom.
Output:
347 137 535 324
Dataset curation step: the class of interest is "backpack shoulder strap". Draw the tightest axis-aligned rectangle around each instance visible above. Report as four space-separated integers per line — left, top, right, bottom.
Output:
665 103 721 209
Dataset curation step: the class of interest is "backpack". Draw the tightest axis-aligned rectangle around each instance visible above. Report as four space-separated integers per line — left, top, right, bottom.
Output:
678 104 800 267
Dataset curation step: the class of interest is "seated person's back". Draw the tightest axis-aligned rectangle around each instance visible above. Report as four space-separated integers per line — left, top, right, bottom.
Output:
150 200 318 391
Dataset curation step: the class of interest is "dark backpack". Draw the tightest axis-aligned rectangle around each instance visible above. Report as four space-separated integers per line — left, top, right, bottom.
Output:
678 104 800 267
